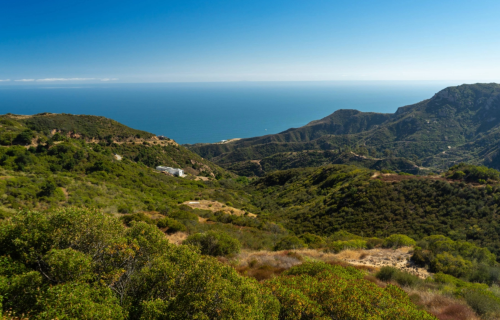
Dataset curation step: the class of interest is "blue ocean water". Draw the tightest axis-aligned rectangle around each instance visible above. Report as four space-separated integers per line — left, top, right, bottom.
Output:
0 81 463 144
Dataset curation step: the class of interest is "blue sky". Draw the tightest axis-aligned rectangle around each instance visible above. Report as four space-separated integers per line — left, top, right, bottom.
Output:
1 0 500 83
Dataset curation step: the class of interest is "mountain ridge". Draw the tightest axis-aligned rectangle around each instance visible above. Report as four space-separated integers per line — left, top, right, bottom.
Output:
187 83 500 175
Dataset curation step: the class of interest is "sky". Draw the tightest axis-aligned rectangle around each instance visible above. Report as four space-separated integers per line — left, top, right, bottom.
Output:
1 0 500 83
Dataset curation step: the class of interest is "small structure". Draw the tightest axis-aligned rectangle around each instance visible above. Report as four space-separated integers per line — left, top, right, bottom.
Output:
156 166 184 177
221 139 227 143
157 135 168 140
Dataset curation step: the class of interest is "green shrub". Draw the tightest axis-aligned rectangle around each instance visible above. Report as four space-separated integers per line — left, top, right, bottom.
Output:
376 266 399 282
376 266 421 288
266 262 436 319
383 234 416 248
273 235 307 251
156 217 186 234
464 288 500 316
329 230 363 241
299 233 326 248
366 237 384 249
326 239 366 253
431 252 473 278
36 283 125 320
120 212 155 226
183 231 241 257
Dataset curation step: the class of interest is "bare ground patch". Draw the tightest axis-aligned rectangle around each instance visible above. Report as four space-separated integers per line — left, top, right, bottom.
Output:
183 200 256 217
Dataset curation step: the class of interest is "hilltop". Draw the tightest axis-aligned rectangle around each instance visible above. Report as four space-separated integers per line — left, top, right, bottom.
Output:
188 83 500 175
0 112 227 178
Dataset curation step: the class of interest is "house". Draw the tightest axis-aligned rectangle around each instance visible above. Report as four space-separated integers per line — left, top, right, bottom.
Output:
156 166 184 177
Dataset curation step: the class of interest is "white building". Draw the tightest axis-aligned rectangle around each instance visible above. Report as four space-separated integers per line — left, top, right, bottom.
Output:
156 166 184 177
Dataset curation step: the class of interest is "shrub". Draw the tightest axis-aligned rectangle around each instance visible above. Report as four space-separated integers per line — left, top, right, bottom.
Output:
464 288 500 316
266 262 436 319
156 217 186 233
273 235 307 251
376 266 421 288
326 239 366 253
366 237 384 249
299 233 326 248
431 252 473 278
36 283 125 320
120 212 155 226
183 231 241 257
13 130 34 146
329 230 363 241
383 234 416 248
376 266 399 282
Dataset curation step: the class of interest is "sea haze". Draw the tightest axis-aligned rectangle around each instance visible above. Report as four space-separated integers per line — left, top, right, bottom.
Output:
0 81 464 144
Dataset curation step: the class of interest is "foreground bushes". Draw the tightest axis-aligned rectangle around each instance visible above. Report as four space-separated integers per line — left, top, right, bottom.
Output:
0 208 273 319
0 208 437 319
265 262 436 319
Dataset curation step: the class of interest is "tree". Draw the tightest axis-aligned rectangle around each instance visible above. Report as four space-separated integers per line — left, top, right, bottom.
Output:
13 130 34 146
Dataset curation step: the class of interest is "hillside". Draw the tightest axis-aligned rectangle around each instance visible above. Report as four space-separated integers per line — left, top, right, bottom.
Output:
5 112 500 319
245 164 500 258
0 113 228 178
188 83 500 175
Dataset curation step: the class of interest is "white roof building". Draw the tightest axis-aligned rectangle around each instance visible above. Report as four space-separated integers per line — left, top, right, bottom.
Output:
156 166 184 177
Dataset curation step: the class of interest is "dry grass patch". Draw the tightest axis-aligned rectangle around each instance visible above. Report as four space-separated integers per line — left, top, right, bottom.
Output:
405 288 480 320
165 232 188 245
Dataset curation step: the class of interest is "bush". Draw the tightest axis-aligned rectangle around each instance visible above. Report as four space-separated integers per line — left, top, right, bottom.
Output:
266 262 436 319
120 212 155 226
383 234 416 248
464 288 500 316
156 217 186 233
376 266 421 288
326 239 366 253
0 208 277 319
299 233 326 248
376 266 399 281
13 130 34 146
273 235 307 251
183 231 241 257
366 237 384 249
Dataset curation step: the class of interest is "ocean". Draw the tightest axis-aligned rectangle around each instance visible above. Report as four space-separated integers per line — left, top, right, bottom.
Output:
0 81 464 144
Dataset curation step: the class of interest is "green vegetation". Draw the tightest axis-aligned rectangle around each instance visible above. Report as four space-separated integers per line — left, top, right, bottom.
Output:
8 106 500 318
183 231 241 257
266 262 436 319
246 164 500 259
0 208 435 319
383 234 417 248
412 235 498 282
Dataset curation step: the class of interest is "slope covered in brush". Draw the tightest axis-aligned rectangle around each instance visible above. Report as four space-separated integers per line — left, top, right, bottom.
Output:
247 164 500 258
0 113 227 178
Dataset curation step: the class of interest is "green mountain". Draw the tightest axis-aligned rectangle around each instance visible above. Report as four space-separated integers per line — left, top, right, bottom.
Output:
188 83 500 175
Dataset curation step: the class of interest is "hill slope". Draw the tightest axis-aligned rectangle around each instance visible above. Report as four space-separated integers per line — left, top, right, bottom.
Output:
188 83 500 175
0 113 228 178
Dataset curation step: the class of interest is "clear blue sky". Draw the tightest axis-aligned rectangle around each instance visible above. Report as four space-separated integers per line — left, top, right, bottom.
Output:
1 0 499 83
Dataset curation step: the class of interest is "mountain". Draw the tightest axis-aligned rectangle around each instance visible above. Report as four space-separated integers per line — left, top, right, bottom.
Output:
187 83 500 175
